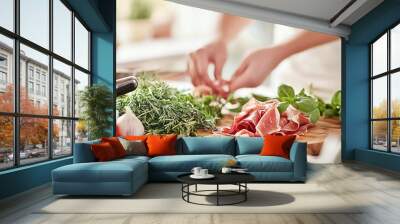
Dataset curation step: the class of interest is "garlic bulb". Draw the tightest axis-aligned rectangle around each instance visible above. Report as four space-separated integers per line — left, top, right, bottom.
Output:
116 107 145 136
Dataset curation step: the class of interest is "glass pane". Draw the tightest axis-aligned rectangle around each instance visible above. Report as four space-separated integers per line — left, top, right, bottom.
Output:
20 0 49 49
391 72 400 118
74 69 89 118
372 77 387 119
392 24 400 70
0 116 13 170
20 117 49 165
0 35 14 112
75 120 88 143
372 121 388 151
391 120 400 153
53 119 72 157
0 0 14 31
53 0 72 60
74 18 89 70
20 44 49 115
372 33 387 76
53 59 72 117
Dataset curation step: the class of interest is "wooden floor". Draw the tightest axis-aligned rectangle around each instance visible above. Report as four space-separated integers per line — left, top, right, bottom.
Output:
1 162 400 224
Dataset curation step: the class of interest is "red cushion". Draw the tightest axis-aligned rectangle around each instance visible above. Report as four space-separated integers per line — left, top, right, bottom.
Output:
146 134 177 157
260 134 296 159
91 142 118 162
125 135 148 141
101 137 126 158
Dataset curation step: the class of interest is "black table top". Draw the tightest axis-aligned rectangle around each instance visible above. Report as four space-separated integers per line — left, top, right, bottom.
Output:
177 172 255 185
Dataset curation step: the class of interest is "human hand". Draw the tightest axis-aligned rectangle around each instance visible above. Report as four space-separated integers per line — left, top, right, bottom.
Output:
188 41 228 94
229 47 287 91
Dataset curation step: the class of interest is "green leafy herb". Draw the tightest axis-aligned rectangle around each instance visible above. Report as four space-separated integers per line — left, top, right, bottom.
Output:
116 73 221 136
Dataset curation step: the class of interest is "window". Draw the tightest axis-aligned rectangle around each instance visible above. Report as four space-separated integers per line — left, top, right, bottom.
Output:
0 0 91 170
371 23 400 154
0 35 13 113
75 18 89 70
28 81 34 94
0 0 14 32
20 0 49 49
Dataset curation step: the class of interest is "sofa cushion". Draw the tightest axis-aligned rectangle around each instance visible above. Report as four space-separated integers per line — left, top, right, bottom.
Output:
236 137 263 155
91 142 118 161
101 137 127 158
260 134 296 159
177 137 235 155
147 134 177 157
236 155 293 172
53 159 147 183
149 154 235 172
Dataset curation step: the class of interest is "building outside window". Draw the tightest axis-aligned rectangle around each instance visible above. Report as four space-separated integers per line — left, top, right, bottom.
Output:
28 81 34 94
371 23 400 154
0 0 91 170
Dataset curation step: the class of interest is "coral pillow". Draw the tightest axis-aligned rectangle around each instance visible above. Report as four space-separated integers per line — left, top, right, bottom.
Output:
91 142 118 162
146 134 177 157
125 135 148 141
101 137 127 158
260 134 296 159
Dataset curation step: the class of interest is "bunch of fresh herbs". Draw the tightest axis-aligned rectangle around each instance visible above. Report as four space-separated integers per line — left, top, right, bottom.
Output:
116 73 222 136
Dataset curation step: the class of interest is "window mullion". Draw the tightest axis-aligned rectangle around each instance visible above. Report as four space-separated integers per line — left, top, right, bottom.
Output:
48 0 54 160
13 0 20 167
71 10 76 155
388 30 391 153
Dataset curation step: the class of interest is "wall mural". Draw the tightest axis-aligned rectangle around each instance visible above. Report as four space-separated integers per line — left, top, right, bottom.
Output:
116 0 342 164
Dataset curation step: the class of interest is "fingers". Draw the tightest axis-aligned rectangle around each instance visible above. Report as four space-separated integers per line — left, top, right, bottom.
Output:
229 65 253 92
189 52 218 92
213 55 226 81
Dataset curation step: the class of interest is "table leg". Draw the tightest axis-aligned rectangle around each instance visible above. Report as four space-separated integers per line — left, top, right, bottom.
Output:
245 183 247 201
216 184 219 206
195 184 198 192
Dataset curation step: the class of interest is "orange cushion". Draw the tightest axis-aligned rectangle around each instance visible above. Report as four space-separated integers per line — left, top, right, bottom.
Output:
125 135 148 141
146 134 177 157
260 134 296 159
91 142 118 162
101 137 126 158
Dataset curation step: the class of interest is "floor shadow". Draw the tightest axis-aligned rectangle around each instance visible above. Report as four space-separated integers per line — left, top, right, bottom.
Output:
203 190 295 207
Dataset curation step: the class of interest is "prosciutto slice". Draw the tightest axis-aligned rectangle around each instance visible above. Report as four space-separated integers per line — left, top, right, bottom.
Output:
220 99 312 136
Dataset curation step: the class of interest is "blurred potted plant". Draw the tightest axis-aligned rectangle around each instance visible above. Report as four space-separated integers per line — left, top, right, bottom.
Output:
117 0 153 44
79 84 113 140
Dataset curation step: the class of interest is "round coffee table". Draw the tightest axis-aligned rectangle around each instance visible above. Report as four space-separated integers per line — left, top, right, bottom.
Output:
177 173 255 206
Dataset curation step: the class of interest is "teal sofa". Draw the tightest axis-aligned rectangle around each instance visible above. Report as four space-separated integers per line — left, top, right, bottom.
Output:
52 137 307 196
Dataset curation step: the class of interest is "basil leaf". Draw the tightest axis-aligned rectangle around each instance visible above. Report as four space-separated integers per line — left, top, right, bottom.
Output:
278 102 290 113
278 84 295 99
331 90 341 108
309 108 320 124
298 88 306 96
295 97 318 113
252 94 271 102
323 108 336 117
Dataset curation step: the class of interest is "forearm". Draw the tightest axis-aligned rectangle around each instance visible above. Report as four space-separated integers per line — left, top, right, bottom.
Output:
276 30 339 58
217 14 252 43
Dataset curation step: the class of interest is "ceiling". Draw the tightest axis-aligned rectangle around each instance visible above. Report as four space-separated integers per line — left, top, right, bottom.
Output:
167 0 384 38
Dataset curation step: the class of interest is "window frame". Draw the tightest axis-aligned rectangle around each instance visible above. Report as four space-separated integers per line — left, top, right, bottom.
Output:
0 0 92 171
370 21 400 154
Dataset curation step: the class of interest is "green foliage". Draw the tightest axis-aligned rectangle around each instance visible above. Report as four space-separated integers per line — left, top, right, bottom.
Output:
323 90 342 118
117 73 222 136
79 84 113 140
129 0 152 20
277 85 320 123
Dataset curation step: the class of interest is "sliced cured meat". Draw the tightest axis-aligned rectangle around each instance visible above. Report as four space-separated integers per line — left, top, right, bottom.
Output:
220 98 312 136
256 102 281 135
